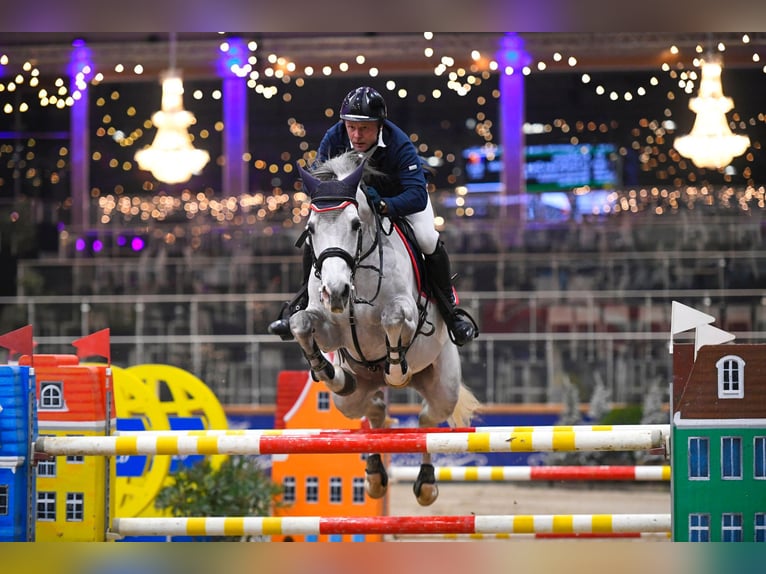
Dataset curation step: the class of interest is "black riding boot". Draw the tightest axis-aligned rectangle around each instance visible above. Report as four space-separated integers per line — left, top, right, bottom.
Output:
423 242 479 347
268 245 312 340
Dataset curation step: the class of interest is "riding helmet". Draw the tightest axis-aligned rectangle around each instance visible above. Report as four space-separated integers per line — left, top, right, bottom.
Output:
339 86 387 122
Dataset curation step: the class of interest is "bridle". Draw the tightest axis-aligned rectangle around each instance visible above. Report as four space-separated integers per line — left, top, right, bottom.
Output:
300 193 390 370
303 195 385 307
309 199 364 282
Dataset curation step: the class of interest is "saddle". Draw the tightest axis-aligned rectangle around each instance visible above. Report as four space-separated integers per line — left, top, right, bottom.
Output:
390 218 427 298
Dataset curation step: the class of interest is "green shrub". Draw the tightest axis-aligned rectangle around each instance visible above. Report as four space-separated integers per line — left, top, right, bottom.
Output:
154 455 282 541
599 405 643 425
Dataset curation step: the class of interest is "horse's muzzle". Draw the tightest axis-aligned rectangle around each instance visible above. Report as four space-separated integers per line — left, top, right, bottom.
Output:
322 284 351 313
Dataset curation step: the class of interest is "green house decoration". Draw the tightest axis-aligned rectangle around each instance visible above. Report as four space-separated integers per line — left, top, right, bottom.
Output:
672 338 766 542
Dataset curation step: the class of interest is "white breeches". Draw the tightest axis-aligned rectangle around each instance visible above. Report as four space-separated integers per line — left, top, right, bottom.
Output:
404 195 440 255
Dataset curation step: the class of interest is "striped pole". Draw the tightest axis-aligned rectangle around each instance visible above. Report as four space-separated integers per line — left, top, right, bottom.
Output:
111 513 671 538
441 532 670 540
35 428 664 456
389 465 671 482
116 424 670 437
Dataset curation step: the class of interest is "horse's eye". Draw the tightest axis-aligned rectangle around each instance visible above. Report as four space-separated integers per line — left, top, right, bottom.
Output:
351 218 361 232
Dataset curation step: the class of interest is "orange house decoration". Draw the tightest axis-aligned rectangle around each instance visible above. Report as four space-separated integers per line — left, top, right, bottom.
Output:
270 370 387 542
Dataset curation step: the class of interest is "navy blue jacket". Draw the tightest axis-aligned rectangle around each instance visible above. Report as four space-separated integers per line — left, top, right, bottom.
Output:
317 120 428 219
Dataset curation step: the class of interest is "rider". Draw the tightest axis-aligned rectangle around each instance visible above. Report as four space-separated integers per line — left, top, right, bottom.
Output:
268 86 478 347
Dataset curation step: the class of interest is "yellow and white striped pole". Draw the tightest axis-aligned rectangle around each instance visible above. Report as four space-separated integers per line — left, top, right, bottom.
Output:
111 513 672 538
35 428 665 456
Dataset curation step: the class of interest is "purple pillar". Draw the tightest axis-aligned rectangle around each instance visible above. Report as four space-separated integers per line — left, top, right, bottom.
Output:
497 33 529 229
69 40 92 231
220 39 248 195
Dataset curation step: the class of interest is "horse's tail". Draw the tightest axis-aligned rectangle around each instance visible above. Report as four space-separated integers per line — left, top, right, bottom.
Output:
447 383 481 428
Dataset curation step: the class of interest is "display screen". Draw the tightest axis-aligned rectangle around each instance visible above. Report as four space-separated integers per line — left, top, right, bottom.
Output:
461 143 622 193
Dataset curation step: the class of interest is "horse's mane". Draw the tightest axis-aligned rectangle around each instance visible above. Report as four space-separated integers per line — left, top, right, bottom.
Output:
310 151 384 182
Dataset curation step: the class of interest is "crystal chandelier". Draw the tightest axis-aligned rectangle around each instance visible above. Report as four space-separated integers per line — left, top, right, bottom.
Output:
135 34 209 184
674 55 750 170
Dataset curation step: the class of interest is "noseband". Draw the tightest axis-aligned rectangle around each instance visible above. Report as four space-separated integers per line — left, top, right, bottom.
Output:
307 199 364 281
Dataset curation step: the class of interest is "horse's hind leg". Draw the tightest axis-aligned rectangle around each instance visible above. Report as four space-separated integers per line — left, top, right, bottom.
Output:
331 386 391 499
412 407 439 506
408 351 471 507
413 455 438 506
362 390 390 499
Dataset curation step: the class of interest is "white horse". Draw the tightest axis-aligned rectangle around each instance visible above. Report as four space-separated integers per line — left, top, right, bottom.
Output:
289 151 480 506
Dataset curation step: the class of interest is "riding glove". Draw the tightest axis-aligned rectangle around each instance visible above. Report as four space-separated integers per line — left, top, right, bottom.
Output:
364 185 382 207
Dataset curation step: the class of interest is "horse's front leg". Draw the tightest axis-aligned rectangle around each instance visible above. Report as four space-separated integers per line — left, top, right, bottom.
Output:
291 309 356 396
379 297 418 387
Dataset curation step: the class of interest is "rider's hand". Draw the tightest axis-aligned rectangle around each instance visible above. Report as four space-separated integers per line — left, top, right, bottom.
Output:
364 184 382 207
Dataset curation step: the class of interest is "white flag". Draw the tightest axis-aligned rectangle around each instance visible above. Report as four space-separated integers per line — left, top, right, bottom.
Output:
671 301 715 335
695 323 736 356
670 301 716 354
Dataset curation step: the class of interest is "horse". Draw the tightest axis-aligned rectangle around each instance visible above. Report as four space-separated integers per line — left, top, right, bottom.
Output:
289 151 480 506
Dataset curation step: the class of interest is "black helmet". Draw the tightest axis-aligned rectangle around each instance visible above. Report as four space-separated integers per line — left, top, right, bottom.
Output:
339 86 387 122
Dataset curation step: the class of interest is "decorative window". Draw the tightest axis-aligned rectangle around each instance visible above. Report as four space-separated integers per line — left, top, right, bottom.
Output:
66 435 84 464
755 513 766 542
689 513 710 542
329 477 342 504
305 476 319 503
352 477 366 504
755 437 766 479
39 381 65 410
722 437 743 479
66 492 84 522
689 437 710 479
0 485 8 516
317 391 330 412
282 476 296 504
722 513 743 542
716 355 745 399
37 456 57 478
36 491 56 521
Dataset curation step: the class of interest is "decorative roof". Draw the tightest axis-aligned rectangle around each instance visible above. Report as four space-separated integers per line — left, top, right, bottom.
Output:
673 343 766 421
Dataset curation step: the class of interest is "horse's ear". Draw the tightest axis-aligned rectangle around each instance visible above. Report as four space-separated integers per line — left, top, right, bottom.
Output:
297 163 321 197
340 158 366 190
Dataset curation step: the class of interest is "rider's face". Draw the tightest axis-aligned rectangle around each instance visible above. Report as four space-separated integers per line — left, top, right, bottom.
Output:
344 120 379 152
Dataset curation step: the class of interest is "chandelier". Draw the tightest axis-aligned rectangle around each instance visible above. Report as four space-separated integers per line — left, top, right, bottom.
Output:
135 34 210 184
674 55 750 170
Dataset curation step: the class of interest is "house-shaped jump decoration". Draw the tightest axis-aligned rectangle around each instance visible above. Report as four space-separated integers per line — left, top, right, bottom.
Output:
670 302 766 542
22 329 115 542
270 370 387 542
0 325 36 541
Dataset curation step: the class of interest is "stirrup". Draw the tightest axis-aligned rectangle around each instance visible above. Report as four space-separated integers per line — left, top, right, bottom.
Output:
267 286 308 340
447 308 479 347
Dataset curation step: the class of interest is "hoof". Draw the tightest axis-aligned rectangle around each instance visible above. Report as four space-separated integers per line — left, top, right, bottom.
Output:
413 462 438 506
365 453 388 499
365 473 388 499
310 361 335 382
415 482 439 506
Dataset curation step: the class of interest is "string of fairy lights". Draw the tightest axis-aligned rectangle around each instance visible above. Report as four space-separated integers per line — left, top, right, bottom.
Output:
1 32 766 235
4 33 766 112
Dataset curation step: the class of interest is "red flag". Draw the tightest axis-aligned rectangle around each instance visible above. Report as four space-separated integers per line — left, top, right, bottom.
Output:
72 328 111 364
0 325 34 358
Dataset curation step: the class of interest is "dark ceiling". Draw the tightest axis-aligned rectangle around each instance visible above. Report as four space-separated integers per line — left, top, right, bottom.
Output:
2 33 766 80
